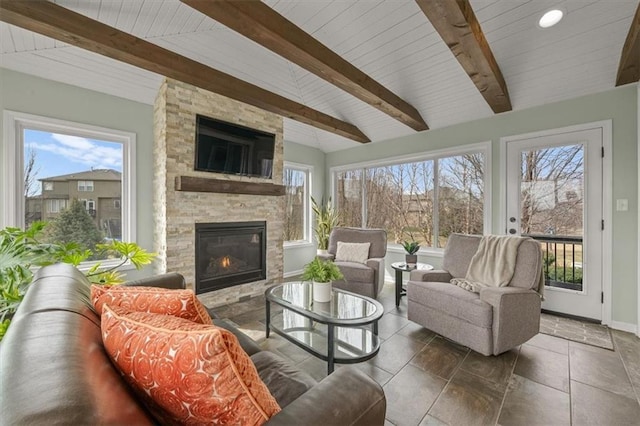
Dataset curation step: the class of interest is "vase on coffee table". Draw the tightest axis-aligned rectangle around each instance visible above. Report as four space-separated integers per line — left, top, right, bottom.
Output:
313 280 332 302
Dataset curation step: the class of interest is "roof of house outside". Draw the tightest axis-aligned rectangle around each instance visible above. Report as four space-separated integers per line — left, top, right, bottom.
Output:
39 169 122 182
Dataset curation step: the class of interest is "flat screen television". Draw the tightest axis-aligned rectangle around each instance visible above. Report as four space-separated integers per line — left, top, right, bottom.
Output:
194 115 275 178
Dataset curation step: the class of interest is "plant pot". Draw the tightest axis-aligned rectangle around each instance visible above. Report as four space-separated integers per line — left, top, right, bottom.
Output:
405 254 418 267
316 249 329 256
313 280 332 302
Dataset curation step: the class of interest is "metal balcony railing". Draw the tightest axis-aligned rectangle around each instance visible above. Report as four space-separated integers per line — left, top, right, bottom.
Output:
525 234 583 291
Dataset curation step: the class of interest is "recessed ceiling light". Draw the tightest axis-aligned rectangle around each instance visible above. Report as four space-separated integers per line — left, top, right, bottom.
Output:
538 9 564 28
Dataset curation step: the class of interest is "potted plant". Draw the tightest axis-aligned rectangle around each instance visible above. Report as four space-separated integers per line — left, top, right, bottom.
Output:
0 221 156 341
401 240 420 267
311 196 341 256
301 257 344 302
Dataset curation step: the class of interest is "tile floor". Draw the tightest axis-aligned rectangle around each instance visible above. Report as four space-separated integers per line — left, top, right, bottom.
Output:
209 283 640 426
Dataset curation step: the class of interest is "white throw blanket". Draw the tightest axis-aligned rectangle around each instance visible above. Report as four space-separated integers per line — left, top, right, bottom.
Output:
451 235 527 293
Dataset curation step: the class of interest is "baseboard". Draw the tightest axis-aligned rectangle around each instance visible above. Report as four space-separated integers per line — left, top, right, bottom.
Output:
283 269 303 279
609 321 638 335
541 309 600 324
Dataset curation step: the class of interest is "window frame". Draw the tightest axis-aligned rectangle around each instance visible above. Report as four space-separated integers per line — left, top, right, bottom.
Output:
330 142 492 255
2 110 137 268
283 161 313 248
78 180 94 192
46 199 67 214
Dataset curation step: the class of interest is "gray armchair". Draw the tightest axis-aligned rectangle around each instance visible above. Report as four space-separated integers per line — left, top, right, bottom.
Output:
407 234 543 356
318 227 387 299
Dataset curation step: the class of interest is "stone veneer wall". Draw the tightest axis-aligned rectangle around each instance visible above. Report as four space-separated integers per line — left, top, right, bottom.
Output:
153 78 284 307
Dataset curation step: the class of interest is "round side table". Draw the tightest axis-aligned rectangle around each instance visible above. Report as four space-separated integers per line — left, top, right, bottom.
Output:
390 261 433 307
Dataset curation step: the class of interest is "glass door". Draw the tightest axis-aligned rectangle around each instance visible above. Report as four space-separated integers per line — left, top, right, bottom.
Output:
506 128 603 320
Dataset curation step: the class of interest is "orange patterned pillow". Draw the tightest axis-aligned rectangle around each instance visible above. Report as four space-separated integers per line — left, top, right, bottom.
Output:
101 305 281 425
91 285 211 325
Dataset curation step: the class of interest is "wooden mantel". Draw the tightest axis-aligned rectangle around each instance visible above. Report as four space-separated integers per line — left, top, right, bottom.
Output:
175 176 285 196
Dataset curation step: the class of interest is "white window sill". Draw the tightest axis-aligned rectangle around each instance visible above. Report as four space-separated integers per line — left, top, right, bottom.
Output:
74 258 135 273
387 244 445 258
284 241 314 250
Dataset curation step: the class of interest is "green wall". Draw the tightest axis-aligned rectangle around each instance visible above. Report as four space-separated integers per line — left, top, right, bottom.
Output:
326 84 638 326
0 68 156 280
283 141 325 275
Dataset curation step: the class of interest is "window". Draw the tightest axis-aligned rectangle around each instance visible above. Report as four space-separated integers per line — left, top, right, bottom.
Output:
2 111 137 263
46 199 68 214
332 144 489 249
79 199 96 211
283 163 312 244
78 180 94 192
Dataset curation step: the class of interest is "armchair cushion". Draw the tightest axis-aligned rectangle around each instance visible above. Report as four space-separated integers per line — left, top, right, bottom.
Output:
409 269 452 283
327 227 387 259
335 241 370 264
334 261 375 283
441 234 481 279
408 281 493 329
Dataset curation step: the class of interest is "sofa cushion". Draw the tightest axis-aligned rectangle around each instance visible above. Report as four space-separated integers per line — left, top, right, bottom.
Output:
91 285 211 324
251 351 317 408
335 241 370 264
101 305 281 425
334 261 375 282
408 281 493 328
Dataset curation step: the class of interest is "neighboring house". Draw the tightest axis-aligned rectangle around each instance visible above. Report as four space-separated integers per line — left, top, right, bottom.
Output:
26 169 122 240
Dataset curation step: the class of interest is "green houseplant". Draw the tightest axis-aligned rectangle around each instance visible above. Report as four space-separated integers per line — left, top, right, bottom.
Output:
0 221 156 340
401 240 420 266
311 196 341 255
302 257 344 302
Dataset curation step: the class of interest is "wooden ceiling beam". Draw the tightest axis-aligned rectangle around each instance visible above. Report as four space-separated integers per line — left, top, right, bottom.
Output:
415 0 512 113
181 0 428 131
616 2 640 86
0 0 370 144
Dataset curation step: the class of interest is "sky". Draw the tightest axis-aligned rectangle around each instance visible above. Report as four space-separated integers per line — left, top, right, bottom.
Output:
24 129 123 195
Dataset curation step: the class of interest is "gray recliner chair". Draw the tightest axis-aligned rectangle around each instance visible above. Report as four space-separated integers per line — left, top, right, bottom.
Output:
318 227 387 299
407 234 543 356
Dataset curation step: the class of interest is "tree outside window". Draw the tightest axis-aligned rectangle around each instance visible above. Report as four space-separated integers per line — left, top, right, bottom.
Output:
333 150 486 248
335 169 363 228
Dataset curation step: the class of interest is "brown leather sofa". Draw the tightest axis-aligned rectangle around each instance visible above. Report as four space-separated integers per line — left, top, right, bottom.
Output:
0 263 386 425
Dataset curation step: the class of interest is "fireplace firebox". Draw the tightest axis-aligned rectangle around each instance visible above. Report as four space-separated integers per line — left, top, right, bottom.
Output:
195 221 266 294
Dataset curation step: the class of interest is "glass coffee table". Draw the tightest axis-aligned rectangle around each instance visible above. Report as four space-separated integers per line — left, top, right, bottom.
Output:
265 281 384 374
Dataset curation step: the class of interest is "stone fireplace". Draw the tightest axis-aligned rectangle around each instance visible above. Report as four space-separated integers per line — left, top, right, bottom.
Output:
153 78 284 306
195 221 267 294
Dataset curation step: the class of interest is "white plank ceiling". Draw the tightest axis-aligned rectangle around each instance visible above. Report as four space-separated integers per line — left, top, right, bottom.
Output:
0 0 637 152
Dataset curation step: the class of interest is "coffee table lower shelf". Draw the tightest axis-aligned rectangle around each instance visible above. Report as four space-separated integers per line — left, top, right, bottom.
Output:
267 311 380 374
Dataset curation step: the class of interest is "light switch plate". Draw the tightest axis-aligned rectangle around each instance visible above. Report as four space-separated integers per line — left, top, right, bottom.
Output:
616 199 628 211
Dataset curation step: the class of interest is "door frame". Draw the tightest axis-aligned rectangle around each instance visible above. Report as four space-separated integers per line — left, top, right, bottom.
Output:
499 120 612 326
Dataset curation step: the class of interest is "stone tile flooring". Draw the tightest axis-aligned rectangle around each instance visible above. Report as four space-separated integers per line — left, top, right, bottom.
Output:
208 283 640 426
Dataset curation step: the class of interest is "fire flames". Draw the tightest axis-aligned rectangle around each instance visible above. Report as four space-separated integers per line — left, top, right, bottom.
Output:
221 256 231 268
